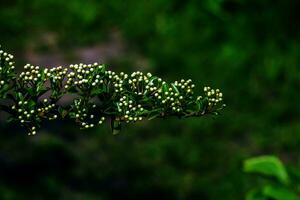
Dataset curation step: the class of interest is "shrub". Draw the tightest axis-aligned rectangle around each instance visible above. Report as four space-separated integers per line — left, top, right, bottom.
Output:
0 46 225 135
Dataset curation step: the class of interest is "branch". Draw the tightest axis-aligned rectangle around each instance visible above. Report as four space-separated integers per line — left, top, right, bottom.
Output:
0 45 225 135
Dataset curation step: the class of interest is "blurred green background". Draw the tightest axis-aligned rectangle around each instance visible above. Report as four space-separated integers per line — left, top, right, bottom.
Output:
0 0 300 199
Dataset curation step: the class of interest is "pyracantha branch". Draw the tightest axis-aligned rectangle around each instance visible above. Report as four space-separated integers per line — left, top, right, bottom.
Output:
0 46 225 135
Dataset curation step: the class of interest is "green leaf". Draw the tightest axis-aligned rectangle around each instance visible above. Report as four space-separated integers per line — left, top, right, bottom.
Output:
171 83 179 93
148 109 162 120
262 185 300 200
91 87 104 97
58 107 68 118
200 98 208 111
244 155 289 185
0 84 9 96
28 100 36 109
162 83 169 93
16 92 24 100
100 64 106 73
148 76 158 85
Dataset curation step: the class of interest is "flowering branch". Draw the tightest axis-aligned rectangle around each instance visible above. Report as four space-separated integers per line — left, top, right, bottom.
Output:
0 46 225 135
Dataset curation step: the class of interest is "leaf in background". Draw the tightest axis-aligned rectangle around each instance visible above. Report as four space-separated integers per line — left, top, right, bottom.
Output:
262 185 300 200
244 155 290 185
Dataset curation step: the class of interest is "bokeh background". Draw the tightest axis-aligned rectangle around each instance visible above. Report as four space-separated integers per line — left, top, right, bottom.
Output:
0 0 300 199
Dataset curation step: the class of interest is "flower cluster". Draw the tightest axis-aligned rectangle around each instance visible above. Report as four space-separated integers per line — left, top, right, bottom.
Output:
11 97 60 135
203 86 223 107
47 66 68 92
11 99 39 135
0 47 15 98
66 63 105 93
19 64 42 85
0 45 225 135
70 99 106 129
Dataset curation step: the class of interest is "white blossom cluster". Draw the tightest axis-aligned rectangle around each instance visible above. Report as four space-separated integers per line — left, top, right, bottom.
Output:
19 65 68 89
159 79 196 113
71 99 105 129
15 65 64 134
46 66 68 88
39 99 58 120
203 86 223 107
16 66 63 135
66 63 105 90
0 48 15 91
117 95 144 123
114 71 152 123
11 98 59 135
11 100 39 135
19 64 43 86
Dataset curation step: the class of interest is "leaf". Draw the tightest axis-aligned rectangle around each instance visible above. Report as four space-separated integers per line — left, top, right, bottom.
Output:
148 76 158 85
28 100 36 109
162 83 169 94
69 112 76 119
148 109 162 120
16 92 24 100
200 98 208 111
171 83 179 93
244 155 290 185
196 101 201 112
91 87 104 97
58 107 68 118
100 64 106 73
262 185 300 200
116 103 121 112
0 84 9 94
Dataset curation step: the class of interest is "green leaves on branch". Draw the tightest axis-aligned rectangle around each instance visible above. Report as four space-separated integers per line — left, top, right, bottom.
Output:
0 46 225 135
